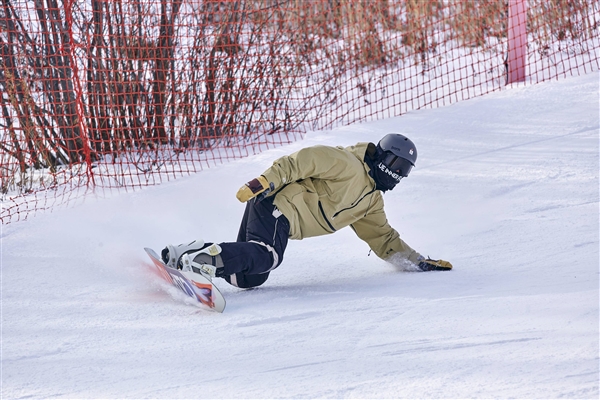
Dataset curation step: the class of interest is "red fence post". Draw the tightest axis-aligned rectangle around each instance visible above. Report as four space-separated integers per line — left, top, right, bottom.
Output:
507 0 528 84
64 0 95 186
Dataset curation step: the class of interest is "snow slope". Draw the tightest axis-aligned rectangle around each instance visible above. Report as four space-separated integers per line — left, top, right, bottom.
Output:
2 73 598 399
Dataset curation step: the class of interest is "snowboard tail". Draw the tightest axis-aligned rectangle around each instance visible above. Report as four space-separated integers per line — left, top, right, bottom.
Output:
144 248 226 312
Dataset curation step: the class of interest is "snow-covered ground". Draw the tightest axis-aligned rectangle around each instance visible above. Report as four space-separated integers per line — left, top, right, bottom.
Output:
2 72 598 399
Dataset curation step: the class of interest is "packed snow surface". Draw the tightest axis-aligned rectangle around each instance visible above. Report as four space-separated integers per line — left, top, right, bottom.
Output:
2 73 599 399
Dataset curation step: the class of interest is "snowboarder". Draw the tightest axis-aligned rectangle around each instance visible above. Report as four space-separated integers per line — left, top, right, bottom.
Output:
161 133 452 288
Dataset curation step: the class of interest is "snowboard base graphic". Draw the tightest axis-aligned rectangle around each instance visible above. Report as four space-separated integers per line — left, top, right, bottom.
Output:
144 248 226 313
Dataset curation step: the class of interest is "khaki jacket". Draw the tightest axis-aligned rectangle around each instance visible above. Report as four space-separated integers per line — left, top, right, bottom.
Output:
261 143 421 263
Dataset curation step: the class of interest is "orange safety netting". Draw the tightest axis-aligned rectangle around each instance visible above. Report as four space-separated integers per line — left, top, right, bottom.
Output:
1 0 598 223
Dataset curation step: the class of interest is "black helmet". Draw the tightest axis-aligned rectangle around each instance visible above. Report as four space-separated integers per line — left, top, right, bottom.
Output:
372 133 417 191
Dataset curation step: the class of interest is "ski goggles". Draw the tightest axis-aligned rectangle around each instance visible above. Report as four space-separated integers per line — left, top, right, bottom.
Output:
380 152 414 177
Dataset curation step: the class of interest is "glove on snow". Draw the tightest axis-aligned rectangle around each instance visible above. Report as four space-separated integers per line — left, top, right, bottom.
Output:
236 176 271 203
418 258 453 271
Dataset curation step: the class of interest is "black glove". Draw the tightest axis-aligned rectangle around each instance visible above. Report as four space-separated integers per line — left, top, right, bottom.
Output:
418 258 453 271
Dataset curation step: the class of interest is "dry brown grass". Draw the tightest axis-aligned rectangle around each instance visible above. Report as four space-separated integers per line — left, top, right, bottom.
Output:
1 0 597 195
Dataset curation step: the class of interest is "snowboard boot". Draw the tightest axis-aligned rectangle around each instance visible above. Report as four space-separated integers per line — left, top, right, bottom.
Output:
161 239 206 269
180 243 225 280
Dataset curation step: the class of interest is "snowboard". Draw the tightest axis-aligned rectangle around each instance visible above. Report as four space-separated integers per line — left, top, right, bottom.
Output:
144 248 226 313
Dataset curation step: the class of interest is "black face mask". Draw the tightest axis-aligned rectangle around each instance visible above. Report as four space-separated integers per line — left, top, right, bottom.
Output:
366 149 411 192
365 144 413 192
373 161 403 191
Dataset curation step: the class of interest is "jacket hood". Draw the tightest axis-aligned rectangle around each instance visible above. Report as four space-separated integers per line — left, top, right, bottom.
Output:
344 142 377 171
345 142 390 191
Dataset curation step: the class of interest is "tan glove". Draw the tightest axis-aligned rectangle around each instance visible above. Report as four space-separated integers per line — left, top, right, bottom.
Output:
236 176 271 203
417 258 453 271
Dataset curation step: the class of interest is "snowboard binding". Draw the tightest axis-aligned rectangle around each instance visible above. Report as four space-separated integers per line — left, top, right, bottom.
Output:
161 240 224 279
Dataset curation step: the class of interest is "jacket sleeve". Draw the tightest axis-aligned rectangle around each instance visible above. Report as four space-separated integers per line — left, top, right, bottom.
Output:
260 145 350 190
350 194 422 264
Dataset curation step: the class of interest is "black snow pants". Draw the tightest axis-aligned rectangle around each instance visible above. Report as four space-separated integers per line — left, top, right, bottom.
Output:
219 196 290 288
